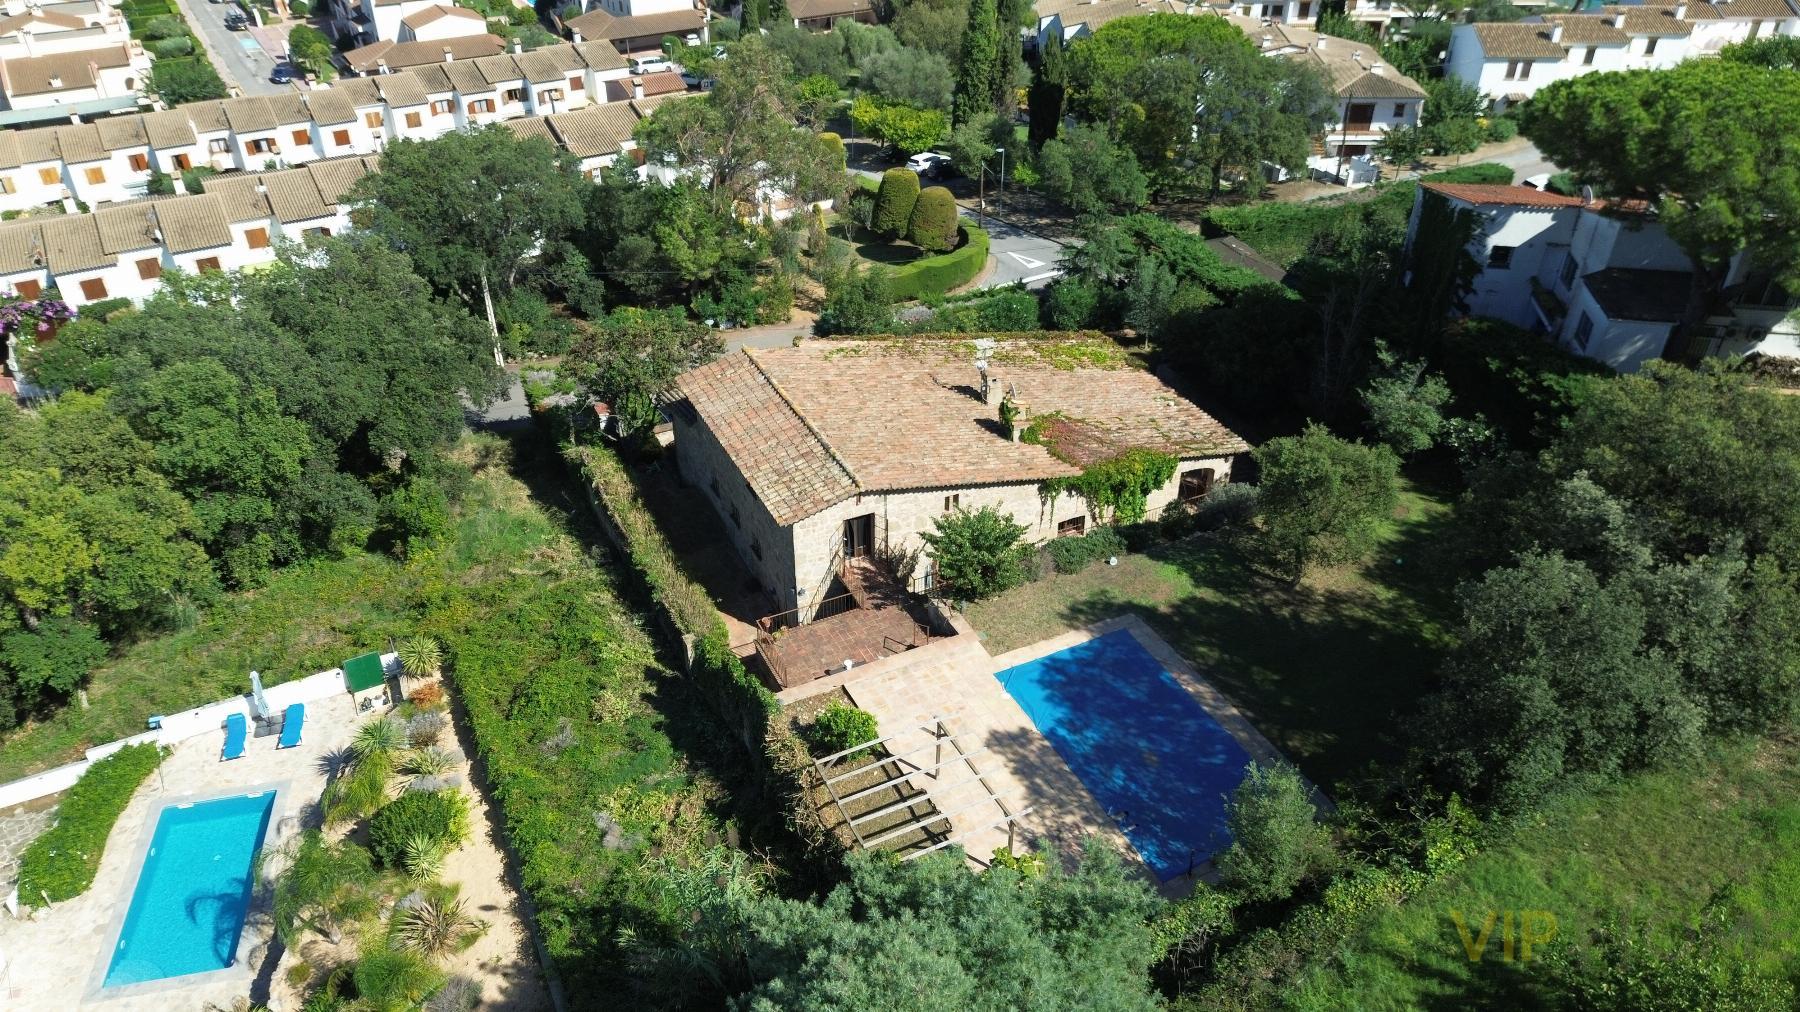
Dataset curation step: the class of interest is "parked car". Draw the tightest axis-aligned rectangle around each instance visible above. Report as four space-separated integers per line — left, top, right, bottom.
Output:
224 11 250 28
907 152 953 179
270 62 297 84
628 55 671 75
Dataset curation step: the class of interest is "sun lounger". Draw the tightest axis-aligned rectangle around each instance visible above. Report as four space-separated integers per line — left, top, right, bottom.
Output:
222 712 247 761
277 703 304 749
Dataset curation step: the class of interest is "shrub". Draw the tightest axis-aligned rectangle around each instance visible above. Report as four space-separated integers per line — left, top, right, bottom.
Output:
1193 482 1260 532
150 35 193 58
1484 116 1518 142
408 682 447 709
138 15 186 40
977 288 1040 331
1216 761 1332 903
887 225 989 301
19 743 163 905
818 131 846 171
1045 526 1128 574
1043 277 1099 329
1419 162 1513 185
907 186 959 253
872 168 921 239
81 296 133 320
288 0 309 13
806 701 879 758
368 790 469 869
408 711 448 749
353 946 446 1010
921 505 1031 601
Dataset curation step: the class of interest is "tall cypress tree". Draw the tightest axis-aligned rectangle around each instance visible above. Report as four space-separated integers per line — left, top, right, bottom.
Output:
953 0 1001 126
1028 33 1066 149
994 0 1029 113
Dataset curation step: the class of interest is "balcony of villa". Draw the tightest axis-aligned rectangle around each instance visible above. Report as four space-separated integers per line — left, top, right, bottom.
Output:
754 557 953 690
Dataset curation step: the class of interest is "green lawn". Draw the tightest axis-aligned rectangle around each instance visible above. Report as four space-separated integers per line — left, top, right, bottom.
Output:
966 482 1458 791
1288 733 1800 1008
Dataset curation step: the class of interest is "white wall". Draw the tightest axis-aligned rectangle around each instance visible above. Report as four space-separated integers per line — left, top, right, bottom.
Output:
1463 205 1571 327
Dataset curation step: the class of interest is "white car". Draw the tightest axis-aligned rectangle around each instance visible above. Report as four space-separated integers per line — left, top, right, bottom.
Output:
907 152 952 179
629 55 672 75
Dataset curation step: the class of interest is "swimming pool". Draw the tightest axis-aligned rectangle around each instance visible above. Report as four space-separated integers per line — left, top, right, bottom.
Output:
103 790 277 989
995 629 1253 880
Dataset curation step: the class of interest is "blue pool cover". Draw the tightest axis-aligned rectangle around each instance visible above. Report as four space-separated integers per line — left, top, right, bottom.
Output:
104 791 276 988
995 629 1253 879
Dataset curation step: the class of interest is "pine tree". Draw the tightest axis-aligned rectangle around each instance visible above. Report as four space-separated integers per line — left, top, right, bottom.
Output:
1028 33 1066 149
954 0 1002 126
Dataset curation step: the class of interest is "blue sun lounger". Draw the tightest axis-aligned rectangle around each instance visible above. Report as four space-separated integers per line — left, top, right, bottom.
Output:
278 703 305 749
222 712 247 761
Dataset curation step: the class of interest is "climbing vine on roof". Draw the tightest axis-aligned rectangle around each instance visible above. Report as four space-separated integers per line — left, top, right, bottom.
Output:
1040 448 1179 524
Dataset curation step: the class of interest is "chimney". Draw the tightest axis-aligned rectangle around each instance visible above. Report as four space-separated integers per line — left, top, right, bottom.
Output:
571 29 584 42
376 57 388 74
1606 12 1622 26
632 75 643 99
1673 1 1686 17
47 72 60 88
1315 35 1327 49
1370 61 1384 74
1549 22 1563 42
1261 31 1272 47
982 374 1002 406
443 46 453 62
511 37 522 54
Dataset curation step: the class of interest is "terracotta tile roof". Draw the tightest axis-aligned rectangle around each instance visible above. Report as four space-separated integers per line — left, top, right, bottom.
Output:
344 33 504 73
15 126 58 163
573 39 626 70
514 48 564 84
565 5 705 42
304 88 357 124
1422 182 1585 207
222 96 279 133
1600 4 1693 35
604 69 686 100
140 108 198 148
1 42 133 96
1692 0 1799 17
543 101 639 157
674 338 1250 524
373 71 428 105
150 194 232 253
1224 15 1425 99
672 349 858 526
184 100 231 134
787 0 873 18
52 123 104 163
401 3 484 29
1469 22 1567 58
0 131 19 169
0 219 46 274
1541 13 1629 44
199 173 275 223
94 115 148 152
0 9 88 33
38 213 111 273
92 201 158 254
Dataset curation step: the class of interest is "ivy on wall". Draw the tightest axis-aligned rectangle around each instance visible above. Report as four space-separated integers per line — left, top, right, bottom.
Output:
1040 448 1179 524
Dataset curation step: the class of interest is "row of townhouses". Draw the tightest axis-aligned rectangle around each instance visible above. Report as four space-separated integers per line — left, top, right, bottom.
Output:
1406 182 1800 372
0 0 151 115
0 37 671 215
1449 1 1800 103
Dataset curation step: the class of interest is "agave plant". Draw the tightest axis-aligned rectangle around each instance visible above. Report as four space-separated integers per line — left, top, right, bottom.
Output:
401 833 447 886
352 718 407 759
398 746 457 781
393 889 486 962
396 636 443 679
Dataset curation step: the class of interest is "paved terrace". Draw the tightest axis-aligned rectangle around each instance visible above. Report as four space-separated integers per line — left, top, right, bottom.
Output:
0 694 368 1011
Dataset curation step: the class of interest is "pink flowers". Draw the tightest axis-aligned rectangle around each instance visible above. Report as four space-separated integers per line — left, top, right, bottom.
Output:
0 297 76 337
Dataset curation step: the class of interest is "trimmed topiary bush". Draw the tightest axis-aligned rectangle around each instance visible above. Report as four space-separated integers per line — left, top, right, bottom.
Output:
818 131 846 171
806 701 880 758
907 185 959 253
873 168 921 240
19 743 164 906
888 224 988 301
368 789 469 869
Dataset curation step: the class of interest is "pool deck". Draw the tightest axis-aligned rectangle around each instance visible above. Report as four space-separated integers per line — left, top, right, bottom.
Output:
843 614 1305 893
0 694 366 1011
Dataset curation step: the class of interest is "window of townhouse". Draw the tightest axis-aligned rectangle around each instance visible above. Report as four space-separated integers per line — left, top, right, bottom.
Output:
1560 253 1577 289
467 99 495 116
503 88 525 105
245 138 277 156
209 138 230 154
1573 312 1594 350
1583 45 1597 65
0 178 12 195
1488 245 1516 269
538 88 563 106
128 153 149 172
1392 103 1407 119
568 75 584 92
404 111 422 129
303 227 332 238
333 128 351 146
1645 36 1659 55
1179 468 1216 503
79 277 107 301
1506 60 1533 80
246 227 270 249
943 493 959 512
173 153 192 170
84 166 105 185
14 279 40 299
196 257 222 273
1057 516 1087 538
430 99 453 115
364 111 383 128
136 257 161 280
37 167 58 185
292 128 312 147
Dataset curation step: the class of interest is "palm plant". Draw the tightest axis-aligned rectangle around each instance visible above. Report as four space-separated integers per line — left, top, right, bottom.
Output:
398 746 457 784
265 831 379 947
352 718 407 758
396 636 443 680
324 720 406 825
393 887 486 962
350 946 446 1012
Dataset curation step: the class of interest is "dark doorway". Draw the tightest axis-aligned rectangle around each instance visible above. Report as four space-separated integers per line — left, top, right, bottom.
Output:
1179 467 1217 503
843 513 875 559
1346 103 1375 130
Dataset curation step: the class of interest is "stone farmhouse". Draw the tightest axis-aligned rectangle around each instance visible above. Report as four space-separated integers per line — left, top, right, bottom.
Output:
667 337 1249 619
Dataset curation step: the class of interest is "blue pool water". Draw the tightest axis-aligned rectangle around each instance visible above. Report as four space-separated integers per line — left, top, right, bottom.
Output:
103 791 276 988
995 630 1254 879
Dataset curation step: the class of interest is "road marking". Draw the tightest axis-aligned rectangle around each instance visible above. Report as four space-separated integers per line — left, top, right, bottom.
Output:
1005 252 1046 269
1017 270 1061 285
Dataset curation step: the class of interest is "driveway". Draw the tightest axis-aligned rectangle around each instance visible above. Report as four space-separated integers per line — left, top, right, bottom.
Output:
172 0 291 96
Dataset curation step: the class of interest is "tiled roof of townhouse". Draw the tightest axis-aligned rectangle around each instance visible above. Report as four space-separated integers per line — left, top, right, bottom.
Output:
0 9 87 33
1042 0 1189 34
0 42 133 96
344 33 505 73
1600 4 1692 35
1469 22 1567 58
400 3 485 30
671 338 1250 524
563 4 706 42
1539 12 1629 44
536 101 642 157
787 0 874 18
1243 16 1427 99
1684 0 1800 17
1422 182 1588 207
604 69 686 100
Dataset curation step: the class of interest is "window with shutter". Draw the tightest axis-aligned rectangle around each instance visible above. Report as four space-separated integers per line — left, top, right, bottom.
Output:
246 228 270 249
137 257 161 280
79 277 108 300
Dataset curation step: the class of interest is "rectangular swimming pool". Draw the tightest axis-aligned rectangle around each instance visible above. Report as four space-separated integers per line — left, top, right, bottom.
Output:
995 629 1253 880
103 790 276 989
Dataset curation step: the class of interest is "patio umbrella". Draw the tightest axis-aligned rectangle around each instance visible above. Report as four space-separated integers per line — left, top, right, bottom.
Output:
249 670 272 723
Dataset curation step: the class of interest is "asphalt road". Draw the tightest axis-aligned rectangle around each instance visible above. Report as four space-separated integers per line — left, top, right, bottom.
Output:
174 0 290 96
961 207 1065 290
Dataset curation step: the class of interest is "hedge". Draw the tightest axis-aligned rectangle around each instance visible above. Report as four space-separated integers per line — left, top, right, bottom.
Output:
19 743 164 906
567 444 777 755
888 224 990 301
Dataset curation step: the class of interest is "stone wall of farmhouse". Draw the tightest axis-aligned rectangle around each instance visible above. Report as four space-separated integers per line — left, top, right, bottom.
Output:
786 454 1237 607
671 409 797 611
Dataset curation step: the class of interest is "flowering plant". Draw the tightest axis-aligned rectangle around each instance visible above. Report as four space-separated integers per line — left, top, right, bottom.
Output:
0 298 76 336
